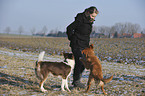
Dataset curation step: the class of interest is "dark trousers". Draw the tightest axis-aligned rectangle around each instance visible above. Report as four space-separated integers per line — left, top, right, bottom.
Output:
71 47 85 83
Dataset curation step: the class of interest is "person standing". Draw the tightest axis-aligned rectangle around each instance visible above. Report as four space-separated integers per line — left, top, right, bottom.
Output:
66 6 99 88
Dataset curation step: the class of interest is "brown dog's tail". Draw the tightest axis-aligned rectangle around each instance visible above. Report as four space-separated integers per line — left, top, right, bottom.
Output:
102 75 113 83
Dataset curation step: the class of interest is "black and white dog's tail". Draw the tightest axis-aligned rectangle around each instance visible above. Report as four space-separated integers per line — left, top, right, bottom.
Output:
38 51 45 62
35 51 45 80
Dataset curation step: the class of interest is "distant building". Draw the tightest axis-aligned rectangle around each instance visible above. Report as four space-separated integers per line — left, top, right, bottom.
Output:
90 32 105 38
133 33 145 38
122 33 132 38
111 33 132 38
33 32 45 36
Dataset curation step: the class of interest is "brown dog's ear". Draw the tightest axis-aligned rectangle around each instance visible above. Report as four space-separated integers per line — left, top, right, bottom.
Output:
90 44 94 49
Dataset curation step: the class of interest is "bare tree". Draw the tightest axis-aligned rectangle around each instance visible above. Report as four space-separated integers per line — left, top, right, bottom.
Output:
42 26 48 35
50 29 54 34
110 22 141 35
110 26 116 34
93 26 110 35
30 27 36 35
120 24 127 34
18 26 24 35
92 26 98 32
100 26 110 35
111 23 125 34
131 24 141 34
142 28 145 34
125 23 141 34
4 27 11 34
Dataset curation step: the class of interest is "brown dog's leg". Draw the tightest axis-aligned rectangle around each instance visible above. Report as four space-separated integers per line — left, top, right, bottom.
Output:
86 74 93 93
101 85 107 95
98 81 107 95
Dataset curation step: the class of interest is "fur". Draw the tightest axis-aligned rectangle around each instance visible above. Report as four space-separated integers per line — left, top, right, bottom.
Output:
80 44 113 95
35 51 74 92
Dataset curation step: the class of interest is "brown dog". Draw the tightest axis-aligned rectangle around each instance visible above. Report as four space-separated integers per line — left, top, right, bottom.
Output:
80 44 113 95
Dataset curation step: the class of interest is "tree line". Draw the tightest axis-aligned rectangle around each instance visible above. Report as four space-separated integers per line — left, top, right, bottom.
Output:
3 22 145 38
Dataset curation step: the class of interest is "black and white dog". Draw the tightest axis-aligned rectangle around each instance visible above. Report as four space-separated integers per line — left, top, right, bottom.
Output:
35 51 75 92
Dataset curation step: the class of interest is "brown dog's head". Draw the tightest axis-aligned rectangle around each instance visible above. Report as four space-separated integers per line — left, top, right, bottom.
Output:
82 44 95 57
80 44 96 69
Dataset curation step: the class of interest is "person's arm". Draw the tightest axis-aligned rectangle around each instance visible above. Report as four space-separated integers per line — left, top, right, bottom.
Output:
66 21 76 40
66 14 83 40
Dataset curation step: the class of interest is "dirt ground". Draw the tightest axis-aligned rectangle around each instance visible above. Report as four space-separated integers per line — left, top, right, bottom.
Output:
0 36 144 66
0 47 145 96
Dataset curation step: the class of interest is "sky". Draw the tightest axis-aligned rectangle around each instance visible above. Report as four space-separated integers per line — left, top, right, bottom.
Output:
0 0 145 35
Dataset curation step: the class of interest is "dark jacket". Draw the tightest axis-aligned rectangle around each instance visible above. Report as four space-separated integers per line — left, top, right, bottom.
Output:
66 12 93 49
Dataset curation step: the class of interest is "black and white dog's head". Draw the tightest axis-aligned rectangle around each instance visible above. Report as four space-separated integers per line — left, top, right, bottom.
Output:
63 52 75 69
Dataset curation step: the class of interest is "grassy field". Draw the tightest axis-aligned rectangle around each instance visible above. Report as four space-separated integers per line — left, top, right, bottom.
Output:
0 35 145 95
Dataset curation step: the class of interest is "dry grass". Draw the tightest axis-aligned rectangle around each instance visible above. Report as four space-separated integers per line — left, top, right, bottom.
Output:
0 35 145 95
0 47 144 95
0 35 144 65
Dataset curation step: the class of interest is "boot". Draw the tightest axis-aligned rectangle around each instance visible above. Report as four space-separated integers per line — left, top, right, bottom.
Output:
72 80 85 88
72 73 85 88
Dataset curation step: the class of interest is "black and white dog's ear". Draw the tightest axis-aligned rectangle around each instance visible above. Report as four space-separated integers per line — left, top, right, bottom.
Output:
63 52 74 59
63 53 68 59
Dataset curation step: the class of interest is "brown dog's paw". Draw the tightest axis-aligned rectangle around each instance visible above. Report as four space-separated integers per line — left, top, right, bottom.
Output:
85 90 89 93
104 92 107 95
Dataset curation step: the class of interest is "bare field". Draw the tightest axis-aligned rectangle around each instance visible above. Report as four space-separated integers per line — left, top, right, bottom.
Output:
0 35 145 95
0 47 144 96
0 35 145 66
